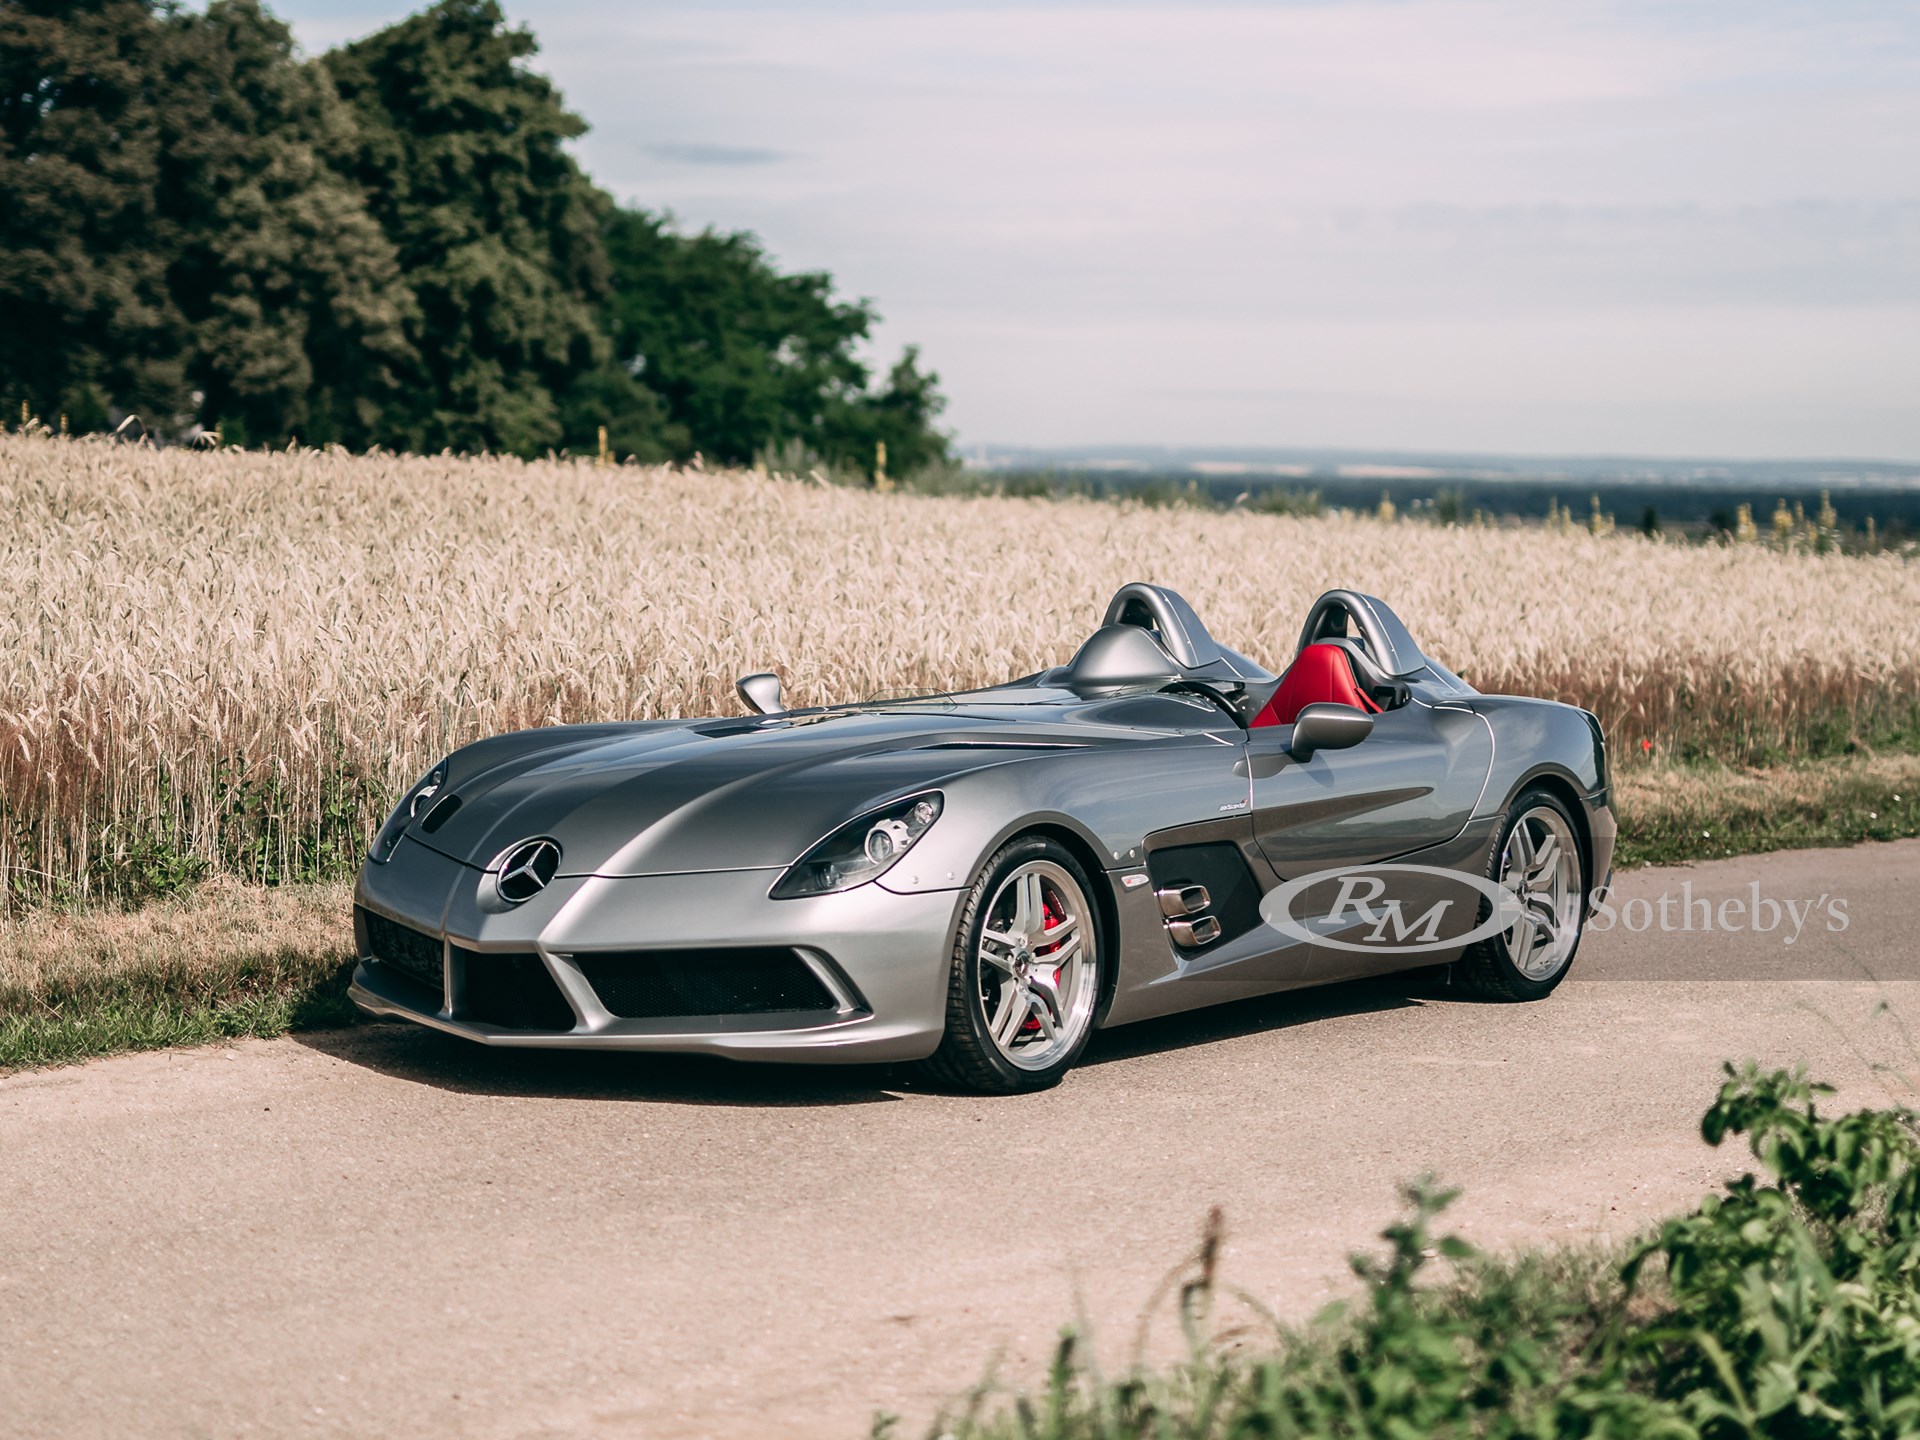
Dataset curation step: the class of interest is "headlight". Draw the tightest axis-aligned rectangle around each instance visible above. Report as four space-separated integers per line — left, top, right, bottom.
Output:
771 792 943 898
369 760 449 863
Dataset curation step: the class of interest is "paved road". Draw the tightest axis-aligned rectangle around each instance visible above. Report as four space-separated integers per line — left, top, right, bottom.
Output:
4 841 1918 1439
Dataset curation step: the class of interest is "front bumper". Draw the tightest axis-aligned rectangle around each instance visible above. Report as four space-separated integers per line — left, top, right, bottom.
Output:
351 845 966 1063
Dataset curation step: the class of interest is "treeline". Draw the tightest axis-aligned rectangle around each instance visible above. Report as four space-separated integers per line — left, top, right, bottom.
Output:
0 0 947 470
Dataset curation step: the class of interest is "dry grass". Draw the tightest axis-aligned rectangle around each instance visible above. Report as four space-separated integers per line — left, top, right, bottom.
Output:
3 431 1918 905
0 877 354 1068
1614 752 1920 866
0 876 351 996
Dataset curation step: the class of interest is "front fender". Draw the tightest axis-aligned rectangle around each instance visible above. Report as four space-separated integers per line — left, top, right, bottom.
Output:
877 736 1248 892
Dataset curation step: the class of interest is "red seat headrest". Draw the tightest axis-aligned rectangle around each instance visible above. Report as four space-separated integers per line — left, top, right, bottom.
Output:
1251 643 1380 728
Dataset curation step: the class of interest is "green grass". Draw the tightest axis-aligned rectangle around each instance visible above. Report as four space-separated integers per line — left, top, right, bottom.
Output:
0 957 357 1071
910 1065 1920 1440
1615 751 1920 867
0 880 355 1071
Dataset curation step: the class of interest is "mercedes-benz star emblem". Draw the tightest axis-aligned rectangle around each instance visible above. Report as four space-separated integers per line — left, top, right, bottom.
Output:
495 838 561 903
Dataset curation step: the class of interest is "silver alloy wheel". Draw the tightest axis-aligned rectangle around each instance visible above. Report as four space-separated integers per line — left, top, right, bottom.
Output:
1499 805 1581 980
976 859 1098 1071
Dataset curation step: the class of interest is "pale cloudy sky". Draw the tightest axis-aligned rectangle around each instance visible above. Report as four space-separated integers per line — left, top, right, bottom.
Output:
275 1 1920 459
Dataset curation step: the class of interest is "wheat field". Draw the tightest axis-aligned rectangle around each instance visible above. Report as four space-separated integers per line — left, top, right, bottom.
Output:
3 432 1917 905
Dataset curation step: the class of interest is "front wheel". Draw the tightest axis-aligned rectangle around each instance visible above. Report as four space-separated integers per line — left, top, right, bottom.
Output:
1452 788 1587 1001
919 836 1104 1094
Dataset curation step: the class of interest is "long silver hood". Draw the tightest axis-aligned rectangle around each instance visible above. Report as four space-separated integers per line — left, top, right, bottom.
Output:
403 704 1127 879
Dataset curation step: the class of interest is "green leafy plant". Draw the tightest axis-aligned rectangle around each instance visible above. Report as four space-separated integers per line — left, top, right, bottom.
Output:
934 1065 1920 1439
1625 1063 1920 1437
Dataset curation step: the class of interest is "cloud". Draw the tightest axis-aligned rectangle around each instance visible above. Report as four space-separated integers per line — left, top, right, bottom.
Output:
645 142 790 167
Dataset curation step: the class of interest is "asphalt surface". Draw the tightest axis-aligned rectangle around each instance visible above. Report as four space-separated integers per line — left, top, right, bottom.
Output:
4 840 1919 1439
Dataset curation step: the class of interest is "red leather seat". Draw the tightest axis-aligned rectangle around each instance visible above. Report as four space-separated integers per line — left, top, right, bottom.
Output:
1250 643 1380 728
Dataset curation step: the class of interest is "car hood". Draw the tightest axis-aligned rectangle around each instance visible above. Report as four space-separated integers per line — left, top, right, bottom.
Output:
403 704 1128 878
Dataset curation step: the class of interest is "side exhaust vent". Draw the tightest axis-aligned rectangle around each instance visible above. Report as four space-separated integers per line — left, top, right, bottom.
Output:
1144 842 1265 952
1157 884 1211 918
1168 915 1223 947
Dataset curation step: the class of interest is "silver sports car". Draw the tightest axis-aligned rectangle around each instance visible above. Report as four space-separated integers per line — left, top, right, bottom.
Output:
351 584 1615 1092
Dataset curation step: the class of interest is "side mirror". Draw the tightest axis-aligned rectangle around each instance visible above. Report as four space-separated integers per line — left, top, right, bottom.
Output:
736 671 785 716
1288 702 1372 761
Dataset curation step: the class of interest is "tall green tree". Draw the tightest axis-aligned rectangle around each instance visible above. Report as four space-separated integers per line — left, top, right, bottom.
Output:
0 0 413 442
1 0 946 467
600 208 948 473
0 0 185 427
324 0 669 457
843 345 950 477
163 0 415 447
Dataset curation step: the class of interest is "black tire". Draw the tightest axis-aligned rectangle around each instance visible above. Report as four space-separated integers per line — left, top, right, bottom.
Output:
918 835 1104 1094
1452 786 1587 1001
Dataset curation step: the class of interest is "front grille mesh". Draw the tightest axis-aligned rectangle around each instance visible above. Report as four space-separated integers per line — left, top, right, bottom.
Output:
459 948 577 1032
574 949 838 1020
358 907 443 999
358 915 837 1030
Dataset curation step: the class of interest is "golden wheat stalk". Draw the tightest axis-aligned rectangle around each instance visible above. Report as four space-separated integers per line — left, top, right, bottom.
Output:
1 433 1915 905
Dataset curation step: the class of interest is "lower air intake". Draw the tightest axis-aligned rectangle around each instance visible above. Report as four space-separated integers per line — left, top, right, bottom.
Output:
358 907 444 1000
574 948 840 1020
459 948 577 1032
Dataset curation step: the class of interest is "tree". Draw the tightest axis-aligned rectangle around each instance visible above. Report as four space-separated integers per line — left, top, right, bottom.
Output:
162 1 414 447
870 344 949 475
324 0 671 457
0 0 186 427
0 0 413 443
600 208 948 473
0 0 944 466
827 345 949 477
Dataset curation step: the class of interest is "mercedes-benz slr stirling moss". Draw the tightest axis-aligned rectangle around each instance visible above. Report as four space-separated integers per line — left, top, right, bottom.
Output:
352 584 1615 1092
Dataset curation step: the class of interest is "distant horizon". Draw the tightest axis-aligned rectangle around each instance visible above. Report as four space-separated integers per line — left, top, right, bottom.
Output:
964 441 1920 477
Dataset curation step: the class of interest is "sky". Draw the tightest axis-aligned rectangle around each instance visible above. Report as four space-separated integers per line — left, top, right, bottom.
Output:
274 1 1920 460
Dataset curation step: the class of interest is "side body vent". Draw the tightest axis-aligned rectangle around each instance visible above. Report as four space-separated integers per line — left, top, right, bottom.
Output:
1144 842 1265 952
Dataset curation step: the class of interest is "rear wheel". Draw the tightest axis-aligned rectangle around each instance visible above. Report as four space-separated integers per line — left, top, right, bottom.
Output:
919 836 1103 1094
1453 788 1586 1000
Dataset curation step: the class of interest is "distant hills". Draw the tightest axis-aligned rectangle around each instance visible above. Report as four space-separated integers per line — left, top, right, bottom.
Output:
966 445 1920 492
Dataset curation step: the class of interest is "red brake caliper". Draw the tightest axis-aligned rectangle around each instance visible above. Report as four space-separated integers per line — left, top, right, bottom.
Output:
1022 895 1063 1034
